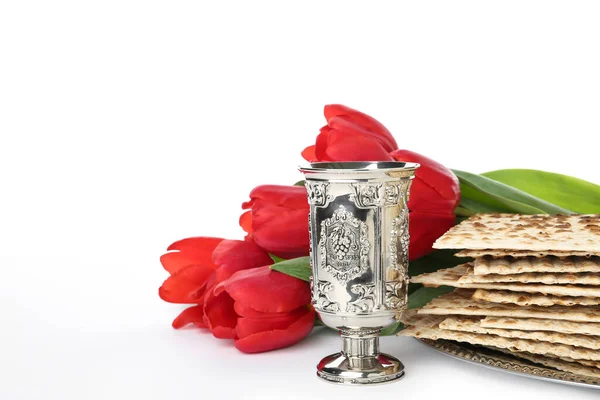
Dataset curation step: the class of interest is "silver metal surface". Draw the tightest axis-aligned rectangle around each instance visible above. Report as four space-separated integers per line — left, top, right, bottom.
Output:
300 161 419 385
419 339 600 390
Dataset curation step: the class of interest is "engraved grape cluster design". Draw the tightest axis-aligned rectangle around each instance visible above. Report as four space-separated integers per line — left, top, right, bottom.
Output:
330 226 355 259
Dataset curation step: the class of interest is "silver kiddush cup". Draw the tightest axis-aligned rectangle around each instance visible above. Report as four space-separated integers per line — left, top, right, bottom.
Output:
299 161 419 385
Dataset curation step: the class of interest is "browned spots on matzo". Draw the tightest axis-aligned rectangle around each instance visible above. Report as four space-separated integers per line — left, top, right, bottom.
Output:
555 223 572 229
433 214 600 253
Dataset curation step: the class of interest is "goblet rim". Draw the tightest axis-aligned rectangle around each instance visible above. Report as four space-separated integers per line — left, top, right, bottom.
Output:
299 161 419 173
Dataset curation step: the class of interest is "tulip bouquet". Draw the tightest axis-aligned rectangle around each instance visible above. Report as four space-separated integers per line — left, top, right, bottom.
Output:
159 105 600 353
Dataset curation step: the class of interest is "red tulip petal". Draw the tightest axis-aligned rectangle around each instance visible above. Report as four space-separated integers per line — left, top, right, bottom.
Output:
327 115 398 154
314 126 332 161
223 266 311 313
325 130 394 162
301 145 316 162
324 104 398 152
211 240 272 283
233 302 300 319
234 308 315 353
160 252 212 275
244 185 309 210
167 237 224 255
241 199 254 210
390 149 460 213
251 208 310 259
204 272 217 293
239 211 253 234
158 264 213 303
409 211 456 260
212 239 271 267
172 305 206 329
161 237 224 274
235 307 307 339
309 105 399 163
239 185 310 258
204 291 238 339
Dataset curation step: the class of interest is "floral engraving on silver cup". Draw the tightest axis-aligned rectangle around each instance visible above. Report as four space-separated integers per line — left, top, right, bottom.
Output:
388 210 409 271
305 181 332 207
385 280 407 309
314 280 340 312
346 283 376 313
318 205 369 283
384 183 400 205
349 183 382 208
385 181 411 310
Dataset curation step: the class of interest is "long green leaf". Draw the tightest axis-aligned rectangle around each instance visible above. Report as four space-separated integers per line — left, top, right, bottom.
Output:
274 250 467 285
381 321 404 336
453 169 573 215
407 250 469 295
409 249 469 277
459 183 515 213
454 205 475 217
459 197 511 214
393 285 455 333
270 256 311 282
483 169 600 214
269 254 286 264
275 255 458 331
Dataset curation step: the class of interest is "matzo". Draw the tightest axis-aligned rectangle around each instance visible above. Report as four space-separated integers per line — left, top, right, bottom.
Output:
481 317 600 336
463 271 600 285
418 290 600 323
472 289 600 307
439 316 600 349
411 264 600 297
457 249 599 258
433 213 600 252
474 256 600 275
550 355 600 369
398 314 600 361
492 349 600 379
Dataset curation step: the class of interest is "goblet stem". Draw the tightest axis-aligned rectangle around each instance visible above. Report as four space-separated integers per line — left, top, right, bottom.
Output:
341 330 380 358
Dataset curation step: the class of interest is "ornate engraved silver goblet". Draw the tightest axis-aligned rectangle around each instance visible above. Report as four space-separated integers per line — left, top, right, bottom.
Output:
299 161 419 385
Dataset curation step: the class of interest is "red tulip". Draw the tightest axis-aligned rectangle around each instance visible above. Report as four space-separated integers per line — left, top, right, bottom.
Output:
302 104 398 162
159 237 224 305
240 185 310 259
301 104 460 260
159 237 273 330
205 266 314 353
390 149 460 259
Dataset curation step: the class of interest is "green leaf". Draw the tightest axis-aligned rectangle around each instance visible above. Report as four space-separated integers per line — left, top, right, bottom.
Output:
269 254 286 264
407 250 469 295
459 197 510 214
394 286 454 333
455 216 469 225
270 256 311 282
459 183 515 213
407 286 454 309
381 321 405 336
409 249 470 277
452 169 573 215
482 169 600 214
454 205 475 217
294 180 305 187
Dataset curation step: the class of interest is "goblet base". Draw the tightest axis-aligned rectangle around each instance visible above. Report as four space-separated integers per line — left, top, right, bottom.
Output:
316 352 405 385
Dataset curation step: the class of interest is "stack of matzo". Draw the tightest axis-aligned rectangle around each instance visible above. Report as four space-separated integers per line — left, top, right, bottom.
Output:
399 213 600 379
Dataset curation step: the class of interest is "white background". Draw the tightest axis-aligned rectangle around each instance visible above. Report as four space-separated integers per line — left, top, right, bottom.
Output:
1 1 600 399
